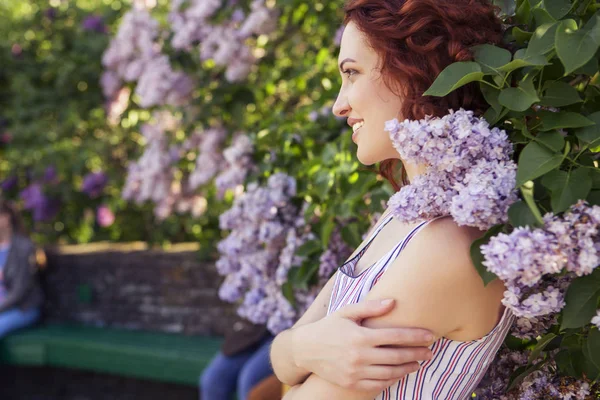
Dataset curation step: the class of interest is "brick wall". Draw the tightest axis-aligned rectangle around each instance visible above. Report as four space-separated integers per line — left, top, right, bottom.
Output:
41 242 238 336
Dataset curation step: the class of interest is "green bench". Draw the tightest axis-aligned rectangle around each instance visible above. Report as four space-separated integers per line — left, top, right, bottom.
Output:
0 324 223 387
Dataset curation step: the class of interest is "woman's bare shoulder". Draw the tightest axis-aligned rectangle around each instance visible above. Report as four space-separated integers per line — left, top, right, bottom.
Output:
362 215 505 340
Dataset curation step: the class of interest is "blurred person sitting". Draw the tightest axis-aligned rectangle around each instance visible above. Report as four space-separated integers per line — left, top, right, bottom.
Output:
200 317 274 400
0 199 44 339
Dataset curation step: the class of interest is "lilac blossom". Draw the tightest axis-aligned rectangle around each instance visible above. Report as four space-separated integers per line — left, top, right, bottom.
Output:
216 174 312 334
475 347 593 399
43 166 58 184
511 314 558 340
319 227 353 281
592 310 600 329
101 10 191 107
121 112 178 219
214 134 256 198
168 0 221 50
482 201 600 319
20 184 45 210
238 0 279 38
0 176 17 192
82 15 107 33
386 108 517 230
20 184 60 222
82 172 108 198
134 55 193 108
187 128 227 190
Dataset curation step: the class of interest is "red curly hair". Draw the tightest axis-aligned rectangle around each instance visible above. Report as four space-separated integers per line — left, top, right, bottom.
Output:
344 0 505 191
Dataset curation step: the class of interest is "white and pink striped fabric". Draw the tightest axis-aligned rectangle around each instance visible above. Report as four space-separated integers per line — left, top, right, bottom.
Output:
327 213 515 400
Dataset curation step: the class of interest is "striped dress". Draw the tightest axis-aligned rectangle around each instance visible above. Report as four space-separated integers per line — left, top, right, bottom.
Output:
327 213 515 400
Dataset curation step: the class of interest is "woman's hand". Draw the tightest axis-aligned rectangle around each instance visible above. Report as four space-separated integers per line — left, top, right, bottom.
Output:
291 299 434 392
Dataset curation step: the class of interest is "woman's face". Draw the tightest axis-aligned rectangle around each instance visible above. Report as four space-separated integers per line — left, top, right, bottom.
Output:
333 21 404 166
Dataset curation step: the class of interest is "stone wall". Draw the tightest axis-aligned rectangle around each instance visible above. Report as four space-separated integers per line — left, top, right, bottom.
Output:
40 242 237 336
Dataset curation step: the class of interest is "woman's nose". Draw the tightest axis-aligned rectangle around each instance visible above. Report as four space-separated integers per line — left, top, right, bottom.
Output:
332 95 350 117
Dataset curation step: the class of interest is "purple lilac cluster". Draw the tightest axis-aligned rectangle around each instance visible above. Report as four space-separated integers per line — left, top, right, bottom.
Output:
474 346 592 399
385 108 518 230
19 183 60 222
169 0 278 82
81 15 107 34
187 128 227 190
121 112 180 219
81 171 108 198
101 10 192 107
18 166 61 222
511 314 558 340
482 201 600 323
216 173 304 334
214 133 257 199
318 227 353 282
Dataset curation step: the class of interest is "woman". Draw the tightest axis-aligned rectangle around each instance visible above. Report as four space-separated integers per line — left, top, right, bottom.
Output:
271 1 514 399
0 200 44 338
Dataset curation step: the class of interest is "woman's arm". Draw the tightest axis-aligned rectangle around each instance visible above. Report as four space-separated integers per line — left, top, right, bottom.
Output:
270 274 336 386
285 218 506 399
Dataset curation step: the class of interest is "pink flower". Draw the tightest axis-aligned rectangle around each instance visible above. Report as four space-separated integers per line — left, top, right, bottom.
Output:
96 205 115 227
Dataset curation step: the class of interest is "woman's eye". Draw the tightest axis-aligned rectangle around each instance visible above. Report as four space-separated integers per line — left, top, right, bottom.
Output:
343 69 358 78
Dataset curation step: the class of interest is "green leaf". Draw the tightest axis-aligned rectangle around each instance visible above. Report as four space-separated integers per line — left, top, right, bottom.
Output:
540 81 582 107
526 22 559 56
470 224 503 286
556 16 600 75
532 6 557 25
575 111 600 148
321 215 335 248
516 141 564 185
541 168 592 213
499 78 541 111
481 83 502 112
423 62 485 97
508 200 540 227
538 111 595 131
471 44 512 74
281 281 296 307
536 130 565 152
529 333 558 363
507 359 549 391
493 0 517 16
296 239 322 257
516 0 533 25
561 268 600 329
498 49 550 73
513 27 534 46
321 143 338 165
341 223 362 249
542 0 572 20
573 56 599 76
555 349 583 377
588 189 600 206
586 328 600 372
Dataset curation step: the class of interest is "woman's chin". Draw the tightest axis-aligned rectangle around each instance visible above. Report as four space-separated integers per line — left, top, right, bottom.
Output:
356 150 377 166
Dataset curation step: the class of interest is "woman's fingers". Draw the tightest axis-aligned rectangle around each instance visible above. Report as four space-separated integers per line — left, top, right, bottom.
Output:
363 326 435 347
366 347 433 367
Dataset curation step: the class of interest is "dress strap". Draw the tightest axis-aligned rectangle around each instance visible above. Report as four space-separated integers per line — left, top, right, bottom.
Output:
341 212 395 268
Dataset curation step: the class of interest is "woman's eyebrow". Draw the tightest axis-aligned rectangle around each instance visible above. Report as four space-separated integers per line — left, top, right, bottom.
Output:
339 57 357 71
